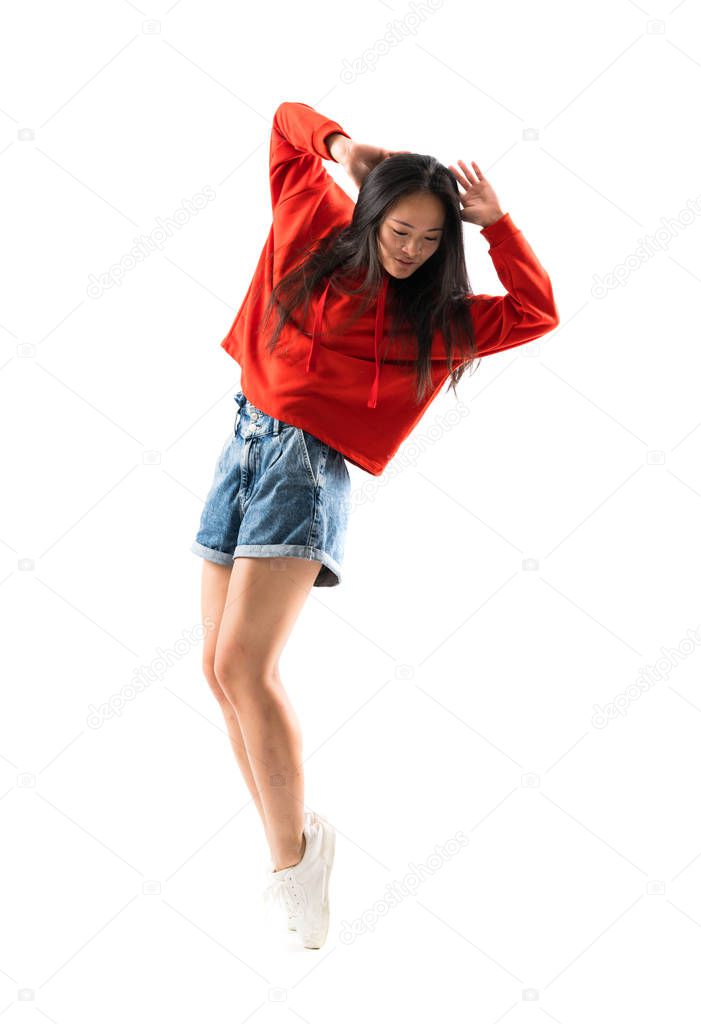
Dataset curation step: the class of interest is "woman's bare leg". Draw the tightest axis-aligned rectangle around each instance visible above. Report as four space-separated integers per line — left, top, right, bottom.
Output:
200 560 267 828
213 555 321 871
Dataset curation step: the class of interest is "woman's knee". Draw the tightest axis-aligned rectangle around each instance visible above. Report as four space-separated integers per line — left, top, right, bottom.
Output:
213 648 280 707
202 653 231 707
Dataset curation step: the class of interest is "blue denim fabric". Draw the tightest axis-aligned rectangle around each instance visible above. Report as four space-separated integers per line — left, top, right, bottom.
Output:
191 390 351 587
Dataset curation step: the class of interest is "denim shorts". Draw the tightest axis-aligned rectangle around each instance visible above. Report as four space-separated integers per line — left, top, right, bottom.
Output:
190 389 351 587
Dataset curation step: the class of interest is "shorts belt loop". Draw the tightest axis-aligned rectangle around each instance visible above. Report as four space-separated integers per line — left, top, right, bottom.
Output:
234 389 246 436
273 417 281 436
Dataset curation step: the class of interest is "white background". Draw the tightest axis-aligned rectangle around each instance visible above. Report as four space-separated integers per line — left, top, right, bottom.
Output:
3 0 701 1019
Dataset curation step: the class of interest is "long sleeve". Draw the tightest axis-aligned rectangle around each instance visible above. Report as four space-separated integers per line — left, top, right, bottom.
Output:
269 101 352 213
268 102 355 284
468 213 560 356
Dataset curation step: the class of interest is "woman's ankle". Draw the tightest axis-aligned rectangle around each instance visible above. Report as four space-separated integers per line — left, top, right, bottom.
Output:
273 831 306 872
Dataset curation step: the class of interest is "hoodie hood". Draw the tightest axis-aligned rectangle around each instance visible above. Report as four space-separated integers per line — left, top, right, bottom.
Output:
305 273 389 410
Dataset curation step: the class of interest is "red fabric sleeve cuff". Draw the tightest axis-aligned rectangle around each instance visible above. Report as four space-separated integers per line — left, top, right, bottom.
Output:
479 212 519 246
312 119 352 161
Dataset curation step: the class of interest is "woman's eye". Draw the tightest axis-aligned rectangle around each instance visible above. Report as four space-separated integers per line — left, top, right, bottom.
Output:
392 229 438 242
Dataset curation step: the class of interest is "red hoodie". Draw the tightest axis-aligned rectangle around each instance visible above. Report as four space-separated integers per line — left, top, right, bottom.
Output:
220 102 560 476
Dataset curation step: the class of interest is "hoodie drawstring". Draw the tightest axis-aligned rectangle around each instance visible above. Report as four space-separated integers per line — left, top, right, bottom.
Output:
306 275 388 409
305 278 331 376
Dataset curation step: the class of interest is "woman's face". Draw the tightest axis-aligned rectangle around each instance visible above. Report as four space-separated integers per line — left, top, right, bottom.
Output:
377 191 445 278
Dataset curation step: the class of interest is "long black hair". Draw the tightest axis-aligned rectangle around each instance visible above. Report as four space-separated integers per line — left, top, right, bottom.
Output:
261 152 480 404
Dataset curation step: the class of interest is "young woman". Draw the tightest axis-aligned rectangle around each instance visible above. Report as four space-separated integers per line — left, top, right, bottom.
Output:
191 102 559 949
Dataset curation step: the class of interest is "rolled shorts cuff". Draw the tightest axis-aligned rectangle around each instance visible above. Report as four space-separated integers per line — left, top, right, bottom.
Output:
190 540 232 566
190 540 343 587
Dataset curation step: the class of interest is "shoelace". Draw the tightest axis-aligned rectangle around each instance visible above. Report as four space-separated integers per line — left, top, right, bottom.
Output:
262 812 318 928
263 868 305 925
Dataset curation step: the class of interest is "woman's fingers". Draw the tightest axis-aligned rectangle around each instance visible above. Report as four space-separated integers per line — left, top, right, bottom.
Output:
448 165 466 187
457 159 484 183
449 160 487 212
449 164 470 191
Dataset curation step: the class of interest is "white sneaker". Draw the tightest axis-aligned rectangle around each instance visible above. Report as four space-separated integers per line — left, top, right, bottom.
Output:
263 809 335 949
264 810 317 932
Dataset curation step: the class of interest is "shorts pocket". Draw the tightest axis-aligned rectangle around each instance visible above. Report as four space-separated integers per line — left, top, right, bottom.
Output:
295 428 329 488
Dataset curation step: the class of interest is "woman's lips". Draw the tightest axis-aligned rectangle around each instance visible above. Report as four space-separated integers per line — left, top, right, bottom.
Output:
396 257 415 265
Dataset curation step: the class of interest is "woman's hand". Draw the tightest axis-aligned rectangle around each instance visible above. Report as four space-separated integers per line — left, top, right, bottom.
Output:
448 159 504 228
327 134 410 189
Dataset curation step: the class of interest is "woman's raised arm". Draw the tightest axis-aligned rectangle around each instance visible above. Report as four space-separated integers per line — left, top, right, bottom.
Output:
324 131 410 190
